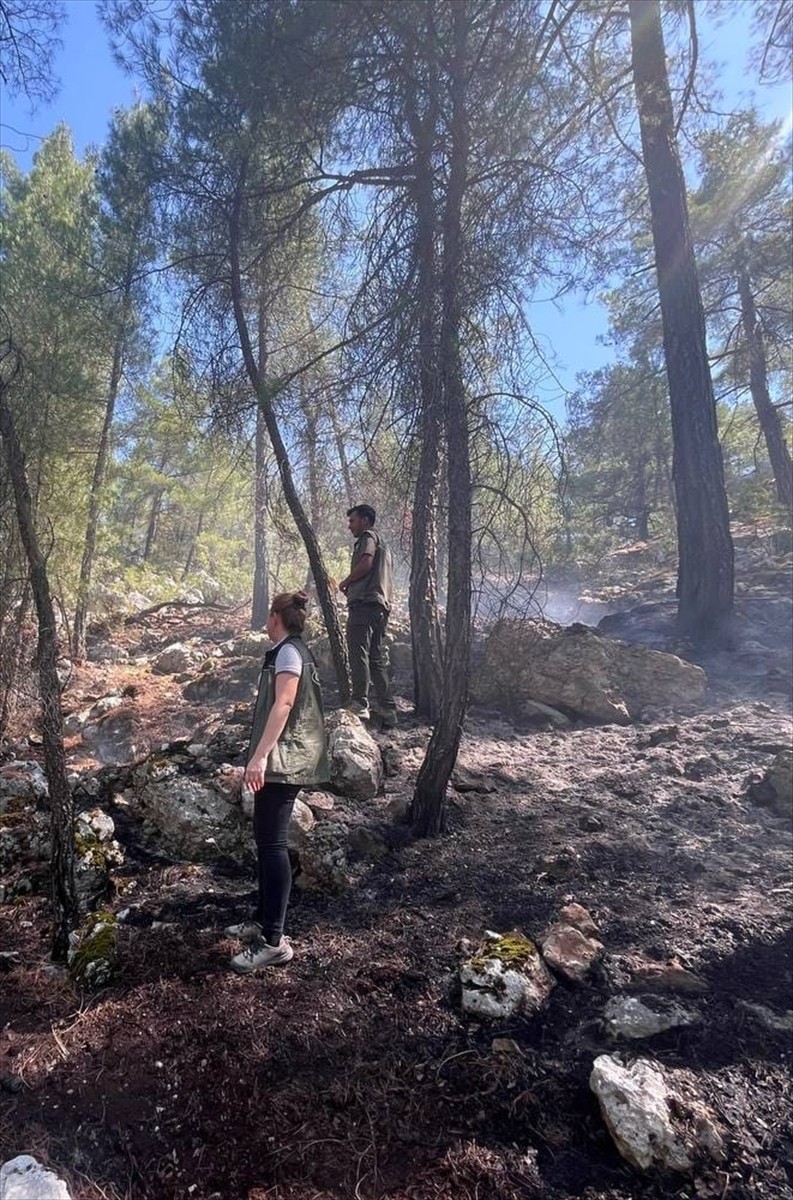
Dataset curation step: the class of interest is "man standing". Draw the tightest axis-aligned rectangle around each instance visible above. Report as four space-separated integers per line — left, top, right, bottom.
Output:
338 504 398 729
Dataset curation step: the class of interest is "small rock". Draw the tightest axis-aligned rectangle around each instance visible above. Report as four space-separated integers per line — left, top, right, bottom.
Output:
627 959 708 995
536 847 581 880
541 922 603 982
451 765 498 793
559 903 599 937
647 725 679 746
0 1155 72 1199
460 931 555 1020
738 1000 793 1033
491 1037 523 1056
604 995 699 1039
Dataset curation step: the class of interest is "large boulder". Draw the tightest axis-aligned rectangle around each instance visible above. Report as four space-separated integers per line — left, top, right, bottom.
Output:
82 707 149 764
222 631 271 659
182 660 261 705
0 761 48 810
152 642 203 675
132 767 252 862
326 710 384 800
474 619 706 724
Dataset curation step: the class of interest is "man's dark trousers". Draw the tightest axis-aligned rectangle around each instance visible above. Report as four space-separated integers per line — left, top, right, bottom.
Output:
347 602 397 722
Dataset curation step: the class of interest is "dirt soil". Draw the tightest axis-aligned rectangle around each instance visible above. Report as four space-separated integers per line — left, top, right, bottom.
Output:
1 597 792 1200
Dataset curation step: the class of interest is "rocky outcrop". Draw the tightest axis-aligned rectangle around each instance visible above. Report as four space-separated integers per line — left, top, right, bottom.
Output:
475 619 706 724
132 761 252 863
152 642 203 675
82 707 149 764
326 711 383 800
182 659 261 705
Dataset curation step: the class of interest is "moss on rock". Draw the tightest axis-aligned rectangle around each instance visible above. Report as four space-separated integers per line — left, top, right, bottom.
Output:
68 910 118 989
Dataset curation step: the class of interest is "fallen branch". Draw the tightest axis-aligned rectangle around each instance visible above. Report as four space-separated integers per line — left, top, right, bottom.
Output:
124 599 235 625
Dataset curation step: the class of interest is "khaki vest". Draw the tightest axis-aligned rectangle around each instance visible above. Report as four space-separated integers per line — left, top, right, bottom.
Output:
347 529 393 611
246 636 330 787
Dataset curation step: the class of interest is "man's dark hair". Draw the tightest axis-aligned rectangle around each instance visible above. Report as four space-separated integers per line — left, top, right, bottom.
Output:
347 504 376 526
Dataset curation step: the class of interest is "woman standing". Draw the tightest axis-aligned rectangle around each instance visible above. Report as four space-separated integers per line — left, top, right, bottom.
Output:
226 591 329 973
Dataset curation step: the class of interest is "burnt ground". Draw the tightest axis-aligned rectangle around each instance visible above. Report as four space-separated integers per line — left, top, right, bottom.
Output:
1 594 792 1200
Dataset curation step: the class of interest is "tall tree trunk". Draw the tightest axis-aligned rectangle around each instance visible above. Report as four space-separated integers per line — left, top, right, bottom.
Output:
299 379 322 591
0 354 77 960
181 509 204 580
734 248 793 512
329 406 354 508
406 16 444 723
629 0 734 643
412 3 471 836
252 406 270 629
73 314 127 661
142 487 163 563
230 188 350 698
0 583 30 739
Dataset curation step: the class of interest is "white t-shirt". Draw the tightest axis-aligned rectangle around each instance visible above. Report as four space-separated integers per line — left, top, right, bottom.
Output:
273 639 303 677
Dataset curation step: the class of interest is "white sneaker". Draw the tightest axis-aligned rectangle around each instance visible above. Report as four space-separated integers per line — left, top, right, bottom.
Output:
346 702 371 721
230 937 294 974
224 919 262 941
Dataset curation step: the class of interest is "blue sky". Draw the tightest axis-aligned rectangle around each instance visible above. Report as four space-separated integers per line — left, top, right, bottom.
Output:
1 0 790 411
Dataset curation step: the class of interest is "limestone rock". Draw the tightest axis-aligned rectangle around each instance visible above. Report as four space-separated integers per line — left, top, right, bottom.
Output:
590 1054 724 1173
590 1055 690 1171
541 921 603 982
86 641 129 664
626 959 708 996
604 996 700 1040
292 819 352 893
182 660 261 705
301 790 336 812
460 931 555 1020
63 708 92 736
0 761 48 808
68 911 118 990
474 618 706 725
82 708 149 764
134 772 252 863
288 797 316 845
326 710 383 800
152 642 201 675
74 809 124 913
0 1155 72 1200
223 631 271 659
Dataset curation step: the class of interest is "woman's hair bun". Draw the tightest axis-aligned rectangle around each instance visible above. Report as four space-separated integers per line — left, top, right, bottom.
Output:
293 591 308 610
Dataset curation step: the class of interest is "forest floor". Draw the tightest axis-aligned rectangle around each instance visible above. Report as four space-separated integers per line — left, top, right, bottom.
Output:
1 557 792 1200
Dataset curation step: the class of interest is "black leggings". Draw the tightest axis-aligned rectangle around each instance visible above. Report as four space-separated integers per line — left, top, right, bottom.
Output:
253 782 300 945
